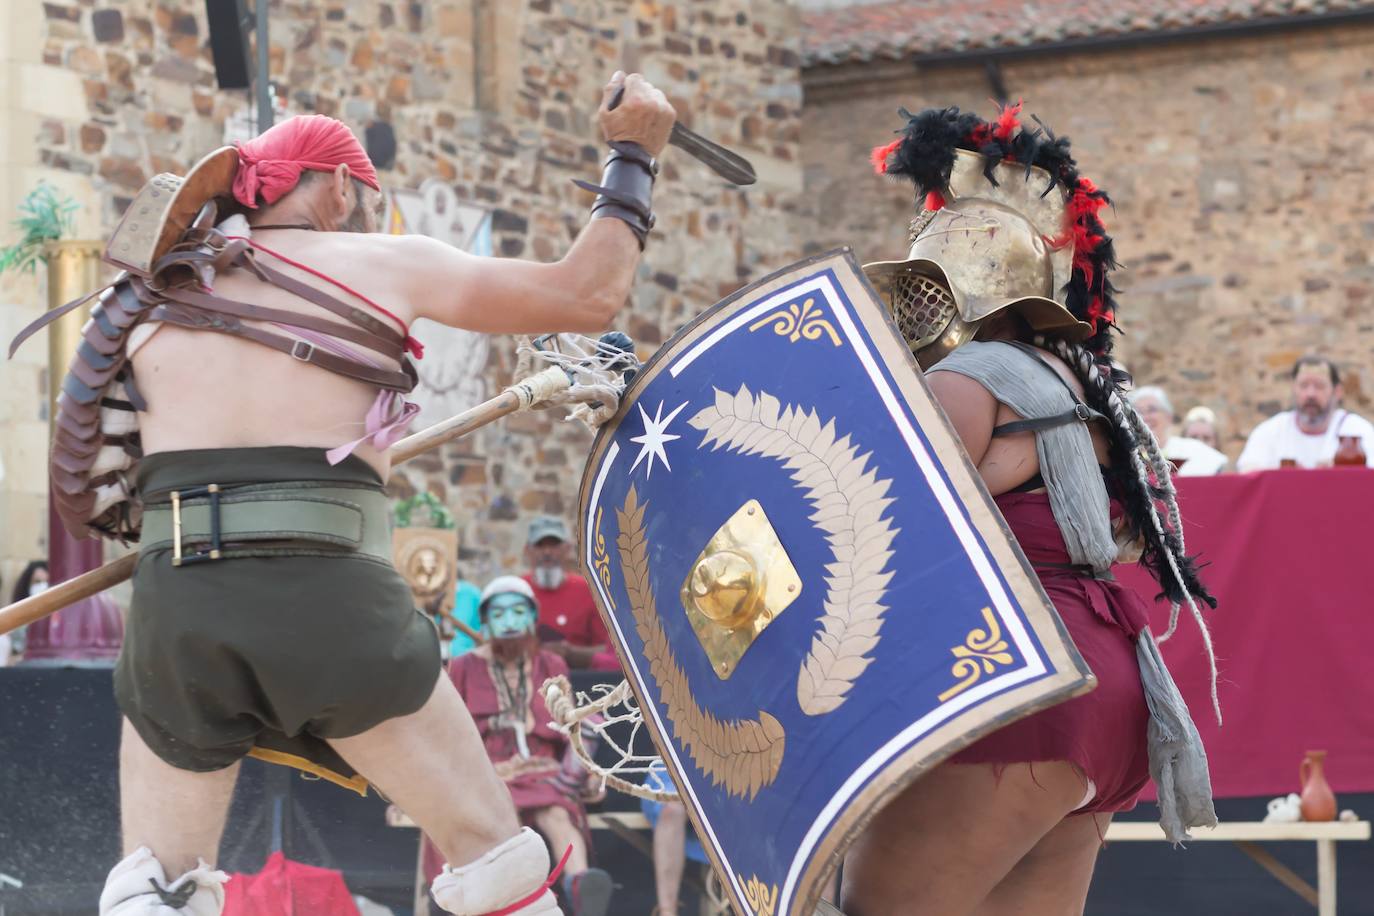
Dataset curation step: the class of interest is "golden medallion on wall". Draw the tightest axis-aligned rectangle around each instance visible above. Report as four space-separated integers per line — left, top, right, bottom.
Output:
393 527 458 617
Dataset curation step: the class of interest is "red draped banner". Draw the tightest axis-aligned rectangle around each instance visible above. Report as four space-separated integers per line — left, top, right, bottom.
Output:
1115 468 1374 800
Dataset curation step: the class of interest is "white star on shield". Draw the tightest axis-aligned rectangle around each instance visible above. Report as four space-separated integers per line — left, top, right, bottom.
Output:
629 400 689 479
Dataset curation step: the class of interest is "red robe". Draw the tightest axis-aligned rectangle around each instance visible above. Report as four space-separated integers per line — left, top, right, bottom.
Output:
423 648 589 882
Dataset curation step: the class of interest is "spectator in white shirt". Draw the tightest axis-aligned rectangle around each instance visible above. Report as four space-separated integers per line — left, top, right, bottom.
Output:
1128 386 1228 476
1237 355 1374 471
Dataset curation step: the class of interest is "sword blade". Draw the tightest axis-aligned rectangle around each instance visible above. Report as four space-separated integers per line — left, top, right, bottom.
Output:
668 123 757 186
608 85 758 186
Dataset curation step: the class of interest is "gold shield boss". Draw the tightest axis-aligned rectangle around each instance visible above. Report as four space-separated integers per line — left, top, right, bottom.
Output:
864 149 1094 368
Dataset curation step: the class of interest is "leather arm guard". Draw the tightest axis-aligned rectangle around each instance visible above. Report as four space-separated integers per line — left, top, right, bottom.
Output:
572 141 658 250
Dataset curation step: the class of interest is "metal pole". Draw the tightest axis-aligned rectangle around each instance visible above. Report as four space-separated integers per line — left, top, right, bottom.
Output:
255 0 272 132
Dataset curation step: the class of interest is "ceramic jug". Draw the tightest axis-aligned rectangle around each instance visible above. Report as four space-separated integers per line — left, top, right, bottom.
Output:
1333 435 1367 467
1300 750 1337 822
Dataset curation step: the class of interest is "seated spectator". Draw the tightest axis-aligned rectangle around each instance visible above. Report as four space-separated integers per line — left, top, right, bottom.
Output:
3 560 49 665
642 763 709 916
1181 406 1222 451
428 576 612 916
442 567 483 659
1128 386 1228 475
523 516 618 671
1238 355 1374 470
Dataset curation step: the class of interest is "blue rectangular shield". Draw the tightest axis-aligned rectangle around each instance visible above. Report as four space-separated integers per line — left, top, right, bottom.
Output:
579 250 1094 916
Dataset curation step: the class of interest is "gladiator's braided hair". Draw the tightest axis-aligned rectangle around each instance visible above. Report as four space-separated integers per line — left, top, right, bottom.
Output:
1035 334 1221 722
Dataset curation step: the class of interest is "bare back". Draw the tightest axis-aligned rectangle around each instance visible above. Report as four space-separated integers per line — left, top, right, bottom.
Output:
133 230 424 480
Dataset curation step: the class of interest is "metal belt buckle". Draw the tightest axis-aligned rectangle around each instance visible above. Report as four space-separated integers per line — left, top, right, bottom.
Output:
1074 402 1092 422
171 484 222 567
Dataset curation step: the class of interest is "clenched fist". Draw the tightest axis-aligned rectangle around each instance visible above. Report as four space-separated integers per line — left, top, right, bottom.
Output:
597 71 676 157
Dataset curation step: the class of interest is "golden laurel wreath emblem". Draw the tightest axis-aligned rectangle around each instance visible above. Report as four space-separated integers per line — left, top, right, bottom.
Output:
688 385 899 716
619 486 786 800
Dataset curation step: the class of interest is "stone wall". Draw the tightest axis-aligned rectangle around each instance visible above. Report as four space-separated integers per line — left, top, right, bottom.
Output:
0 0 804 581
802 23 1374 458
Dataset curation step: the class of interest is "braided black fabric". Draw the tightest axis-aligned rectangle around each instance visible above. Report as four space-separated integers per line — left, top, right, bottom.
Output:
1036 335 1216 611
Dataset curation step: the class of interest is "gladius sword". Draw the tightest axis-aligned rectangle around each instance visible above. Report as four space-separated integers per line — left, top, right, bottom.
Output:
609 86 757 186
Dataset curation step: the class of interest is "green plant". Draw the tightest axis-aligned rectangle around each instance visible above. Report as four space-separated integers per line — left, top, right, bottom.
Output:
0 182 80 275
393 491 456 529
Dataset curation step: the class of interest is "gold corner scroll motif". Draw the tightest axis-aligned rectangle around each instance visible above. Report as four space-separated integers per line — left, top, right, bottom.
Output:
937 607 1015 702
747 297 842 347
681 499 803 680
688 386 899 716
618 486 785 800
739 874 780 916
591 506 615 610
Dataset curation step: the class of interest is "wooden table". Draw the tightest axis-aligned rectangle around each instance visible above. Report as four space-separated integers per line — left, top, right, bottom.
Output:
1104 821 1371 916
401 811 1370 915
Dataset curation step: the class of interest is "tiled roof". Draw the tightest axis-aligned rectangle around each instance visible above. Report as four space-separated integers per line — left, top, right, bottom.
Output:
803 0 1374 66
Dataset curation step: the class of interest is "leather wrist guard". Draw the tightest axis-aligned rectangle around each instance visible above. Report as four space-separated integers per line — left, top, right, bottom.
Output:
573 141 658 250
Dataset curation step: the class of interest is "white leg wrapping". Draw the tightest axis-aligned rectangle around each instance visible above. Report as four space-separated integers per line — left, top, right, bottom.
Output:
99 847 227 916
430 827 563 915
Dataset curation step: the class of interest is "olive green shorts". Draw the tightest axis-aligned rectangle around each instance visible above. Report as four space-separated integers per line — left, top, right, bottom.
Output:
114 447 440 794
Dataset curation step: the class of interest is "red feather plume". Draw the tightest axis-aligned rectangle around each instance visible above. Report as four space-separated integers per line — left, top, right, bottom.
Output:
870 139 902 175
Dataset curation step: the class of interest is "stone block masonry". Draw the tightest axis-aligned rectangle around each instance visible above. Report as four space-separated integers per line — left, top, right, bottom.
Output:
802 23 1374 460
11 0 805 580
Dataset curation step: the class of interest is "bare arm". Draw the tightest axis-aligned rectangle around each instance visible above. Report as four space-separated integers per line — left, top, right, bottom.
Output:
401 72 675 336
395 221 640 335
926 369 999 466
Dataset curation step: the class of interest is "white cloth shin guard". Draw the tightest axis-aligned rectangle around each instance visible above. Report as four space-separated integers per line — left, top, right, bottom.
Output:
430 827 563 915
99 847 227 916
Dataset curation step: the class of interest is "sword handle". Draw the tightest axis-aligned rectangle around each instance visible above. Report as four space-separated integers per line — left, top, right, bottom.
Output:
606 85 756 186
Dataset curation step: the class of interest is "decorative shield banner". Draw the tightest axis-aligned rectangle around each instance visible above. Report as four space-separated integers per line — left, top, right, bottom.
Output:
580 250 1094 916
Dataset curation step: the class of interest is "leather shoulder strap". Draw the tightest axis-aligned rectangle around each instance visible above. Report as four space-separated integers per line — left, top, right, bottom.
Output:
989 340 1105 437
156 283 405 361
148 302 416 393
247 255 406 346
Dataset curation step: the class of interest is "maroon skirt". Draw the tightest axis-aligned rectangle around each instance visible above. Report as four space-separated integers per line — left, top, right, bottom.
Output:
949 492 1151 813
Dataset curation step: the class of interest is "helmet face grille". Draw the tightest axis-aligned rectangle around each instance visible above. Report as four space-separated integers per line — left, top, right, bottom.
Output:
889 272 958 350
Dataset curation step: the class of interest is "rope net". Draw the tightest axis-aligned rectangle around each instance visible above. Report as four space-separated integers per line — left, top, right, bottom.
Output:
541 675 677 803
514 332 640 428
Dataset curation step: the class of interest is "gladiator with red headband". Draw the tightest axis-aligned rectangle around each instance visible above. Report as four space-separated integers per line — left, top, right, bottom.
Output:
10 73 675 916
835 104 1221 916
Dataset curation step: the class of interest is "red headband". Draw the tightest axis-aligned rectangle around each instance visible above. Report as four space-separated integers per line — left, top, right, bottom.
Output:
232 114 380 209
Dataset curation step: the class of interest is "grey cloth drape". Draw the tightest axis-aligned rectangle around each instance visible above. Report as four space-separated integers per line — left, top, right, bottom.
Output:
1137 629 1219 840
929 340 1217 842
931 341 1117 572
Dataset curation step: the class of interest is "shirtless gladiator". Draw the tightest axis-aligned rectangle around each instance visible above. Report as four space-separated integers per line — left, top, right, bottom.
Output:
78 71 675 915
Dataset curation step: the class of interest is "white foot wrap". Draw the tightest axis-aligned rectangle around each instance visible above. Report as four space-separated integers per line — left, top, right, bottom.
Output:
99 847 227 915
430 827 563 915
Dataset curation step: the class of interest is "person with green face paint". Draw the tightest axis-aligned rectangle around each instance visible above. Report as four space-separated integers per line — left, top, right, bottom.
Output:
423 576 614 916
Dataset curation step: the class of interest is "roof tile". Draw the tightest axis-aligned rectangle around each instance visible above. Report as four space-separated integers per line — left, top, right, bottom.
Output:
803 0 1374 65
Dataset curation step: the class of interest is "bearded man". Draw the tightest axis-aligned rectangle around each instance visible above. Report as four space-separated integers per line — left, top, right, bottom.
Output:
83 71 675 915
1237 355 1374 470
522 515 614 670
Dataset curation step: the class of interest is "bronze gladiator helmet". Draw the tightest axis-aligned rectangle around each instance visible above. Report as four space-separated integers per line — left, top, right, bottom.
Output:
864 103 1119 368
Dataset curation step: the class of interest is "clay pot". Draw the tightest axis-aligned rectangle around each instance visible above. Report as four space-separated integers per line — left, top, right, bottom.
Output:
1300 750 1337 822
1333 435 1367 467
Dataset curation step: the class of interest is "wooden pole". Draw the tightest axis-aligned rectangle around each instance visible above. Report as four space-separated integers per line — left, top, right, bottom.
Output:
0 385 538 637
